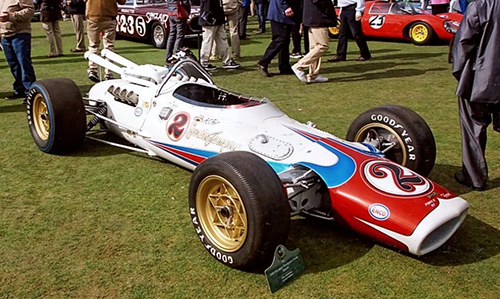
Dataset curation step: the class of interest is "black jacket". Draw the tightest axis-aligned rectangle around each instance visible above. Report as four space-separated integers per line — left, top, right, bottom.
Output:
65 0 85 15
37 0 62 22
302 0 336 28
452 0 500 104
198 0 225 26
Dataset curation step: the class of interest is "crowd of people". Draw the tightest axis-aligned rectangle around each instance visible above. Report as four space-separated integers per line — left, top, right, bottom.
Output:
1 0 498 189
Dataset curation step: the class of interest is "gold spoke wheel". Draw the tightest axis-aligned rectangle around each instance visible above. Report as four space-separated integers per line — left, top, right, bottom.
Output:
196 175 248 252
33 94 50 140
353 123 407 167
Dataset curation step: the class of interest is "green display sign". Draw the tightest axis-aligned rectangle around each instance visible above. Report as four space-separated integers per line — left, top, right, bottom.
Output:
264 245 305 293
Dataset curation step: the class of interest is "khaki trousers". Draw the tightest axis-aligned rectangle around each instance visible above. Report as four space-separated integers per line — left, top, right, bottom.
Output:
201 25 230 65
42 21 63 56
295 27 329 80
87 19 117 75
71 14 86 50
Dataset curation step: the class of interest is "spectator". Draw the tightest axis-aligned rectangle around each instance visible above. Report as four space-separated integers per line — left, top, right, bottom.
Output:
451 0 500 191
292 0 336 83
38 0 63 57
85 0 126 82
165 0 191 63
257 0 301 77
253 0 267 34
223 0 241 59
238 0 250 39
328 0 371 62
66 0 86 52
0 0 36 100
199 0 240 70
430 0 450 14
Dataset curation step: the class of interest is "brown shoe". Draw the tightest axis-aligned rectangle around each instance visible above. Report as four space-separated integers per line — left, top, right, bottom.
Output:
71 48 85 53
328 55 346 62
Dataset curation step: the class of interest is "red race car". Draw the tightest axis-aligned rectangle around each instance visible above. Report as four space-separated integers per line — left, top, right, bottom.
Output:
330 0 462 45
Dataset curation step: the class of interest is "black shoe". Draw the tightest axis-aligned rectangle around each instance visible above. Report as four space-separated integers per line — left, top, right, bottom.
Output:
328 55 346 62
203 64 217 71
454 171 486 191
257 63 270 77
222 60 241 69
355 56 371 61
279 68 294 75
88 70 100 82
4 92 24 100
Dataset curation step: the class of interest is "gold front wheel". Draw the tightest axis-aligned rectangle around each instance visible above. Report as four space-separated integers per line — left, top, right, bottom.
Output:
188 151 291 270
196 175 248 252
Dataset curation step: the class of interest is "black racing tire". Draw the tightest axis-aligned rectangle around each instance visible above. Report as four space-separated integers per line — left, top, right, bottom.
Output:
26 78 86 154
409 22 434 45
346 105 436 177
151 22 167 49
189 151 291 271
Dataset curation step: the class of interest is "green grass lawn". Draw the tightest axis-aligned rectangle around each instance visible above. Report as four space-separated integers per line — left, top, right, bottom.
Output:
1 19 499 298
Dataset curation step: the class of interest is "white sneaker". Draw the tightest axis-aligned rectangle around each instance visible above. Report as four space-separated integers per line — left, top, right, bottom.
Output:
307 75 329 84
292 64 306 82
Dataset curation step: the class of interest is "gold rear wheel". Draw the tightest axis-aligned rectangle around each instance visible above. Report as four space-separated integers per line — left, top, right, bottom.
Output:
32 93 50 141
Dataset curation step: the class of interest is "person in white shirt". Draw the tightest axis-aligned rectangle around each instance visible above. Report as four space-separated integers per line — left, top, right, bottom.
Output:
328 0 371 62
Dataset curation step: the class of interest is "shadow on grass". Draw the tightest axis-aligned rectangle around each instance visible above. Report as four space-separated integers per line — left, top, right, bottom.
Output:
419 215 500 266
431 163 500 194
0 101 25 113
329 67 447 82
287 217 373 273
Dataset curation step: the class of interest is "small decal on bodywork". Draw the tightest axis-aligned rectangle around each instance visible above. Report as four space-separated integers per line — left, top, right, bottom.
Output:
369 203 390 221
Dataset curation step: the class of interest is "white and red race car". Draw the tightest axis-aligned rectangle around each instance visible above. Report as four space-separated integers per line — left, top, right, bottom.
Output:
26 50 468 271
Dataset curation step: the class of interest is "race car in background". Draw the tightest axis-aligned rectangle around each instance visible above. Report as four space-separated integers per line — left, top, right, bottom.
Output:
116 0 201 48
330 0 463 45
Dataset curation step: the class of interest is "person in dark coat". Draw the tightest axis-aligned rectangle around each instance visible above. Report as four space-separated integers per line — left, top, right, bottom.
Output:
292 0 336 83
37 0 63 57
257 0 301 76
328 0 371 62
165 0 191 63
199 0 240 70
65 0 86 52
451 0 500 191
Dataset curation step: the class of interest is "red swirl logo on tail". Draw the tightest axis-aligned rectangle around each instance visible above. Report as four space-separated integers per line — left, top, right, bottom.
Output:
363 161 431 196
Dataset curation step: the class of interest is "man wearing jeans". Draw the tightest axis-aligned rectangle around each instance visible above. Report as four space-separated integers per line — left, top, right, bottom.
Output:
85 0 126 82
0 0 36 100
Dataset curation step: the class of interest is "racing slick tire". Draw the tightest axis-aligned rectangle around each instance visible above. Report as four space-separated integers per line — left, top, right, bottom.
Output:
346 105 436 177
27 78 86 154
151 22 167 49
409 22 434 45
188 151 291 271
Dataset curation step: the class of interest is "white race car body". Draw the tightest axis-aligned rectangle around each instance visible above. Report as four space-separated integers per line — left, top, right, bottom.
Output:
68 51 470 258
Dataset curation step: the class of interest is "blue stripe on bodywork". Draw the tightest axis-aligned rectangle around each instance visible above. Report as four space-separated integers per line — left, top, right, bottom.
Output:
150 140 290 172
288 128 357 188
297 139 357 188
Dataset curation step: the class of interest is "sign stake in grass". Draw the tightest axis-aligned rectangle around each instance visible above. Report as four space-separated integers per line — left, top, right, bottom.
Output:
265 245 305 293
